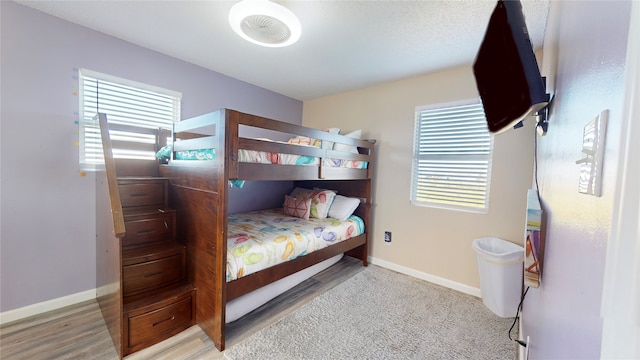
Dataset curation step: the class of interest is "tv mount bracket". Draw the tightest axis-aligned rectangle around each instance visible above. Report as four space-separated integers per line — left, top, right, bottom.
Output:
513 77 551 136
535 77 552 136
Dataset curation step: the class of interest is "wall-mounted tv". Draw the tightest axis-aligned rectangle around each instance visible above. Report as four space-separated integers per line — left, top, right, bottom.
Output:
473 0 549 134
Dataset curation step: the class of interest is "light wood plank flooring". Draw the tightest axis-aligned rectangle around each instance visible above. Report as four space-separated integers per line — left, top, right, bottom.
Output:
0 257 364 360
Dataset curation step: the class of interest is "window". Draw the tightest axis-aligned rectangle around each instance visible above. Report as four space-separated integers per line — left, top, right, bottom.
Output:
79 69 181 170
411 100 493 212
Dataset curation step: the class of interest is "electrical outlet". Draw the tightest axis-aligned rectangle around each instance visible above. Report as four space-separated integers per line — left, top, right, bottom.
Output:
384 231 392 243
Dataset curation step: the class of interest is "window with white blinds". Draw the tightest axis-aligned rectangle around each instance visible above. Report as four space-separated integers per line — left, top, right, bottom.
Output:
79 69 181 170
411 100 493 212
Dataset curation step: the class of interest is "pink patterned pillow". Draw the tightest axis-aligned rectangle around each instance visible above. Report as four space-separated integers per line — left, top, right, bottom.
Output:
288 128 341 149
287 136 313 146
289 187 336 219
313 127 341 149
283 195 311 220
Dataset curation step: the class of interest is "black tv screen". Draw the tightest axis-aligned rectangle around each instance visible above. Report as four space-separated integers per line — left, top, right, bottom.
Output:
473 0 548 134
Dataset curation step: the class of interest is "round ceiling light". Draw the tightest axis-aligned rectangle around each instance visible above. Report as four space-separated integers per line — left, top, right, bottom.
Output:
229 0 301 47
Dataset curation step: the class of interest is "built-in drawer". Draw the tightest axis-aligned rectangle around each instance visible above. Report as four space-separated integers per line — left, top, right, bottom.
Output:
123 212 174 248
127 296 193 349
123 254 184 296
119 182 166 208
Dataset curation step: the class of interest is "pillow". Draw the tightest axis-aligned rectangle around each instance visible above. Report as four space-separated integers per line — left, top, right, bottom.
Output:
313 127 341 149
155 144 172 159
228 179 245 188
333 129 362 154
289 128 341 149
283 195 311 220
289 187 336 219
328 195 361 221
288 136 314 146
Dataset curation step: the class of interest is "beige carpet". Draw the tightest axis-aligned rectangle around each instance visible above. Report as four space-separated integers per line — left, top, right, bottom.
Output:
224 265 516 359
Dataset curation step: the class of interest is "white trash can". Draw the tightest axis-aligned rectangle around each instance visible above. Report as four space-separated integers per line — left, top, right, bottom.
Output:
472 237 524 318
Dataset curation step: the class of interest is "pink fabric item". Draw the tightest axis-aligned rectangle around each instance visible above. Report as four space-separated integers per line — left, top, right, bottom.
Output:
283 195 311 220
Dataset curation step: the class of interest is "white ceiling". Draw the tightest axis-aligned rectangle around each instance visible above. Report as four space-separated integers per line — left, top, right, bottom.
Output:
16 0 550 101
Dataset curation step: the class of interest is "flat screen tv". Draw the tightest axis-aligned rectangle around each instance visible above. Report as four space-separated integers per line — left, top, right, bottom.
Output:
473 0 548 134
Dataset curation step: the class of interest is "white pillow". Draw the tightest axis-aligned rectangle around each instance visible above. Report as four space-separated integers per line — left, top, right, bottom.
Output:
328 195 361 221
333 129 362 154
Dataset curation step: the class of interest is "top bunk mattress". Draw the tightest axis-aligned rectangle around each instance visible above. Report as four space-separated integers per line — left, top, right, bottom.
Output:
226 208 365 282
237 147 367 169
157 144 368 169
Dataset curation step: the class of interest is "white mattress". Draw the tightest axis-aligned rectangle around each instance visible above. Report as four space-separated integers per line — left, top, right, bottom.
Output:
226 208 364 282
225 253 343 323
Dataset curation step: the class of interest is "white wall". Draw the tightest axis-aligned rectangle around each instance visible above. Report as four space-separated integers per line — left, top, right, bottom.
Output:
0 2 302 313
600 4 640 358
303 65 535 290
523 1 632 358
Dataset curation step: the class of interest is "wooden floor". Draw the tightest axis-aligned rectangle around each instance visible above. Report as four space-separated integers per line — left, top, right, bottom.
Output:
0 257 364 360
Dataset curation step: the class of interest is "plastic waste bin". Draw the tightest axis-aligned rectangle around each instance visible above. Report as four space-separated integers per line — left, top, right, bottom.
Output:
472 237 524 318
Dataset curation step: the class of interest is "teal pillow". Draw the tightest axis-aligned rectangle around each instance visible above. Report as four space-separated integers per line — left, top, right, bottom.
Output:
155 144 172 159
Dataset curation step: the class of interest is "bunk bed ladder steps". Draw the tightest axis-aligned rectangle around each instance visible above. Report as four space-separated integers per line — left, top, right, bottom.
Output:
117 177 196 356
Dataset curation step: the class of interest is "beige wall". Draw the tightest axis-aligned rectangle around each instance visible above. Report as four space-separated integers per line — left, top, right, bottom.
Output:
303 65 535 289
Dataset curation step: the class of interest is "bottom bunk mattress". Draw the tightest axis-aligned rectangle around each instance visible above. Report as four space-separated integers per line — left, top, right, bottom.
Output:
226 253 343 323
226 208 364 282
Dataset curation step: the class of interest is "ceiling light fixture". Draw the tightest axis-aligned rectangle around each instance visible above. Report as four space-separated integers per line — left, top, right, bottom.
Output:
228 0 301 47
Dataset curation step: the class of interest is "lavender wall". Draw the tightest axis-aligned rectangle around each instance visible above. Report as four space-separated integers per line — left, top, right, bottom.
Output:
0 2 301 312
523 1 631 358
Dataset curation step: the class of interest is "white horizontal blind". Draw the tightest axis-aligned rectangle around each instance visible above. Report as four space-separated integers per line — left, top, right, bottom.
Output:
79 69 181 170
411 100 493 212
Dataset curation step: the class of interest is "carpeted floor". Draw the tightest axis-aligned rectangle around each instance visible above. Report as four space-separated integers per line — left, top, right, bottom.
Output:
224 265 516 360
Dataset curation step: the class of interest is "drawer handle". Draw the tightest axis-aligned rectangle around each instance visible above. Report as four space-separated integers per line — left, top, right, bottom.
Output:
129 193 148 198
144 271 163 278
164 221 169 230
137 229 155 235
153 315 175 327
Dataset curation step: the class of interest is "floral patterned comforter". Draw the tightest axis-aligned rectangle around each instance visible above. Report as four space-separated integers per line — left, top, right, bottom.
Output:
237 148 368 169
156 144 368 168
226 208 365 282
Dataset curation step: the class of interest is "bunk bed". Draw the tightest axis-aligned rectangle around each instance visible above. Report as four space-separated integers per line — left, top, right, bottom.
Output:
158 108 375 351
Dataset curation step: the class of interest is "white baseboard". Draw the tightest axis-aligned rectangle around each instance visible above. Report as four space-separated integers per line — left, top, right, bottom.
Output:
0 261 478 325
0 289 96 325
368 256 482 297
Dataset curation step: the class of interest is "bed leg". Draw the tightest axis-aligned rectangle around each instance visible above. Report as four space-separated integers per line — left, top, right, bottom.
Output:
345 244 368 266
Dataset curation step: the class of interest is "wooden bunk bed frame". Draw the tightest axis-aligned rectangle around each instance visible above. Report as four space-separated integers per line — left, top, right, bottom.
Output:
158 108 375 351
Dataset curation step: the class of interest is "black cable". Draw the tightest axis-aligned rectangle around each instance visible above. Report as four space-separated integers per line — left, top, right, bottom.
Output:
506 125 542 348
508 286 530 347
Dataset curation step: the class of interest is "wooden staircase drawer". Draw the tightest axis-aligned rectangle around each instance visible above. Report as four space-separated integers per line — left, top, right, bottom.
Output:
123 254 184 296
127 296 193 348
123 214 174 248
119 183 166 208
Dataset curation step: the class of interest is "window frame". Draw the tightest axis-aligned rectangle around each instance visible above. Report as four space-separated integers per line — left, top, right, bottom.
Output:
78 69 181 171
410 99 494 213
